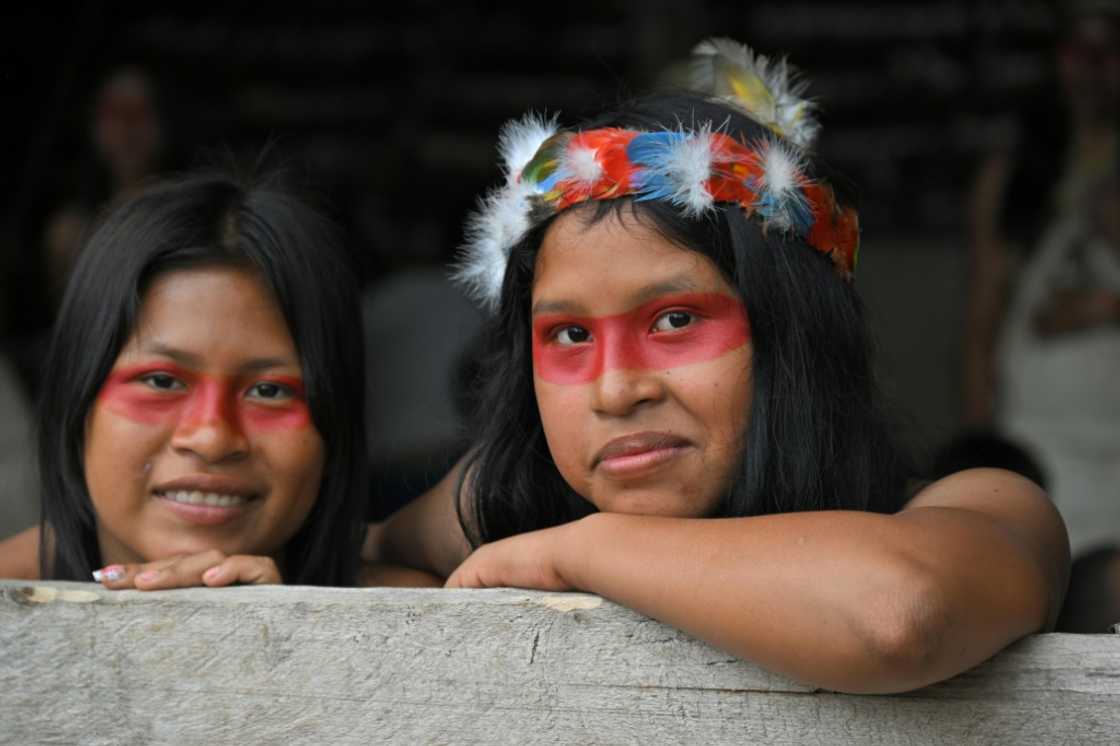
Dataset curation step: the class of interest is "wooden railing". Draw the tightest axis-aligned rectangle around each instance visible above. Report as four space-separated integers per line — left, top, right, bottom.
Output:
2 580 1117 744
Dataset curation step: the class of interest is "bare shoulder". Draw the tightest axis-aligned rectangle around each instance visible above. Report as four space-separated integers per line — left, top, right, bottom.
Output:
0 526 41 580
903 468 1070 628
905 467 1054 518
904 467 1066 547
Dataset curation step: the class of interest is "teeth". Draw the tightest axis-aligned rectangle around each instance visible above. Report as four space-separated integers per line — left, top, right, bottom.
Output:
162 490 250 508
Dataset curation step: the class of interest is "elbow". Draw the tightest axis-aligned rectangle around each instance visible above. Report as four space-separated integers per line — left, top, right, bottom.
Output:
846 563 954 693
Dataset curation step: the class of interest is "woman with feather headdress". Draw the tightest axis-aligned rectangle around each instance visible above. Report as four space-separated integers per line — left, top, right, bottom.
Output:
366 38 1069 693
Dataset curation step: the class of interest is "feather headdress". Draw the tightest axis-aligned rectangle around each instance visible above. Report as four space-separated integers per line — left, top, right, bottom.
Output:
453 38 858 311
690 38 819 150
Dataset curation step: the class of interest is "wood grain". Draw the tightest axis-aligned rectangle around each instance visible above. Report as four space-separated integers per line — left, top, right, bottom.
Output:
2 581 1116 744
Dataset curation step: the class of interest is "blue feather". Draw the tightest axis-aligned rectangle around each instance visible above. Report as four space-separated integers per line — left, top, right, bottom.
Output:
627 131 689 202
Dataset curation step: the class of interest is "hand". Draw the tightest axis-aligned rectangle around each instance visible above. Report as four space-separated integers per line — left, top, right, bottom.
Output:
93 550 282 591
444 522 580 591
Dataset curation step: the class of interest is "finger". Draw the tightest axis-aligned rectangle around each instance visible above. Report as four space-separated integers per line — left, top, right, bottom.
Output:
444 562 483 589
201 555 281 587
133 550 228 590
94 556 182 590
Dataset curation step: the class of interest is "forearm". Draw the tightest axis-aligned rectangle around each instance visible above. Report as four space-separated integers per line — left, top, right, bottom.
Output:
559 505 1053 694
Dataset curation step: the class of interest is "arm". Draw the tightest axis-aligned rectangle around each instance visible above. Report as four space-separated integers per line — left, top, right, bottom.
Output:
364 455 472 580
447 468 1069 694
0 525 40 579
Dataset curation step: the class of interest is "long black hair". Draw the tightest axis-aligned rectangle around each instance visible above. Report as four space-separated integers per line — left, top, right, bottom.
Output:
461 93 915 545
38 166 366 585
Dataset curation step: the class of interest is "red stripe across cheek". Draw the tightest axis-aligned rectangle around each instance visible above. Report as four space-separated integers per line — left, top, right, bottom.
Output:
532 293 750 385
98 366 188 425
240 377 313 432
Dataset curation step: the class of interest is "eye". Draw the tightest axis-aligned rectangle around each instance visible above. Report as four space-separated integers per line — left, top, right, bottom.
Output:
652 310 694 333
247 382 293 401
139 372 185 391
555 326 592 346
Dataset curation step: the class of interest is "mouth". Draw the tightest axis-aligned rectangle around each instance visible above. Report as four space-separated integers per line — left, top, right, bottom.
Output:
592 431 692 477
158 490 253 508
152 478 262 525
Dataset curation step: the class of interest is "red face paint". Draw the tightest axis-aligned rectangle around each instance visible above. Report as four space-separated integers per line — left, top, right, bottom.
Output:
532 293 750 384
98 363 311 433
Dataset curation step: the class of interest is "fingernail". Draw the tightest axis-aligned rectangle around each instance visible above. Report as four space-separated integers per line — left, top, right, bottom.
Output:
137 570 160 582
92 565 125 582
203 567 222 582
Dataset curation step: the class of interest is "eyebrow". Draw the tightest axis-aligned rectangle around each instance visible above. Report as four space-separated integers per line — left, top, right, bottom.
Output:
532 275 702 316
136 342 298 374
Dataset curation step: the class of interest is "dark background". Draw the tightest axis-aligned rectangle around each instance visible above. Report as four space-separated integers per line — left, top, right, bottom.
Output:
0 0 1065 474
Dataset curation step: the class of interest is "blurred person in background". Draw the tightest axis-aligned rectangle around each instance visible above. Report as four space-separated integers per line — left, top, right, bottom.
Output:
963 1 1119 629
43 66 166 306
0 66 167 541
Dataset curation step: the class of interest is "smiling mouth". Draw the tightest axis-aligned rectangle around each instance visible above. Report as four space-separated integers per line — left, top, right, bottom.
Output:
156 490 255 508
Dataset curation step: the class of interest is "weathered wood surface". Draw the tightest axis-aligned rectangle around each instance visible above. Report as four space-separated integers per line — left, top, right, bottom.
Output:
1 581 1117 744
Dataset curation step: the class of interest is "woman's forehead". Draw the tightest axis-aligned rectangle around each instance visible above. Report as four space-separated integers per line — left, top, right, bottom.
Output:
121 266 299 370
531 210 734 314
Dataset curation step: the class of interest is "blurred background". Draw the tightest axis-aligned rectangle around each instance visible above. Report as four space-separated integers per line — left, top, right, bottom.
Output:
2 3 1117 618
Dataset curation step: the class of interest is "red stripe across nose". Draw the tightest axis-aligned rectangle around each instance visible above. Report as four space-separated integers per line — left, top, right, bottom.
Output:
180 376 238 432
97 364 311 432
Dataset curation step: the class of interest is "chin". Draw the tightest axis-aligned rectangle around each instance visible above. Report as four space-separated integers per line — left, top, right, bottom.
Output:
150 534 246 560
591 487 710 519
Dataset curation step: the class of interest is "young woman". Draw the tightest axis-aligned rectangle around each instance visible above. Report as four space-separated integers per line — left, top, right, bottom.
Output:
369 40 1070 694
0 167 369 588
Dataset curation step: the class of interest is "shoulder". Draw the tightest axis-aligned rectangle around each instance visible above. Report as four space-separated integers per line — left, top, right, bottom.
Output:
903 468 1070 628
903 468 1064 546
0 526 41 580
905 467 1051 514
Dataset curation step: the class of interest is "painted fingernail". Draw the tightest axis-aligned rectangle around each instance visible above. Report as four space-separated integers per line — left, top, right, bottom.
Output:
203 567 222 582
92 565 125 582
136 570 160 582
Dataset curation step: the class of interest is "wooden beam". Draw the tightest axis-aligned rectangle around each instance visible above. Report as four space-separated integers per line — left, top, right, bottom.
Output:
2 581 1117 743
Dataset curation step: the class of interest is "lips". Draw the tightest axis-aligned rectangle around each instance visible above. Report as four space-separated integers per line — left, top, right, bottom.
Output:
153 475 261 498
592 431 692 476
151 476 262 526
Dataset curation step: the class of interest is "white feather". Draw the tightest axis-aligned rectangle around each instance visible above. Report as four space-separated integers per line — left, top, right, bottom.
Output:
691 37 770 93
690 37 819 149
760 138 801 196
454 113 560 310
454 178 538 310
498 113 559 177
664 126 716 217
756 136 810 230
561 145 603 186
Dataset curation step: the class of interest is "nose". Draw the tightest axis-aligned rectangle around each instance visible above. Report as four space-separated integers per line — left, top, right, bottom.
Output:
169 379 248 463
590 365 666 417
